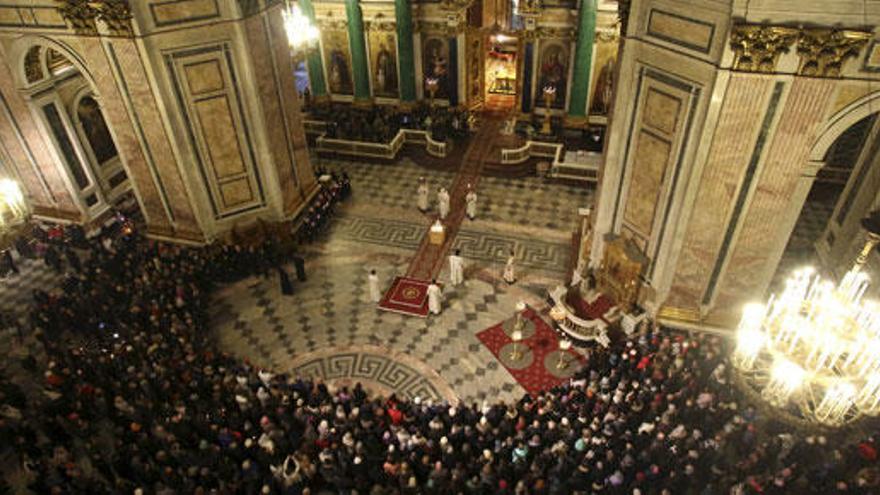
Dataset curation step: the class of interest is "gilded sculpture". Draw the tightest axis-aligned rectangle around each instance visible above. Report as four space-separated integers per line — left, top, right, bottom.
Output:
797 28 871 77
729 24 798 73
55 0 132 36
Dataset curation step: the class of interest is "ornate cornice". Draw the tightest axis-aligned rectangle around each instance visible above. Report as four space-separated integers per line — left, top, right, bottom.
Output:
730 24 799 73
797 28 872 77
596 29 619 43
364 16 396 31
316 18 348 30
440 0 473 12
55 0 132 36
537 26 576 39
730 23 872 77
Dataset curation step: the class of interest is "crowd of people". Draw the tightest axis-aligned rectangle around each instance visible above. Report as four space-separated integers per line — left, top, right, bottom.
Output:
312 104 470 144
0 195 879 493
297 172 351 244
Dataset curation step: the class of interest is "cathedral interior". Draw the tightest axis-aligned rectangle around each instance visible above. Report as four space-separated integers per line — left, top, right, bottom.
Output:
2 0 880 493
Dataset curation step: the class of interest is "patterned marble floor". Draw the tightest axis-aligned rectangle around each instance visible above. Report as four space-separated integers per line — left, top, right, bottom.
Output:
212 158 592 404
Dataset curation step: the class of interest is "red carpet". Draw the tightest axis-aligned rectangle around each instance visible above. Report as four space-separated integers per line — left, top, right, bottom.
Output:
477 308 586 396
566 291 616 323
378 276 431 317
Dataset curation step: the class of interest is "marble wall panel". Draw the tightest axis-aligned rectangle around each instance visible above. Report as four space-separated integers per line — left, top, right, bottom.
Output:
623 131 671 237
169 44 264 218
646 9 714 54
643 88 680 135
219 177 253 207
710 78 836 322
865 40 880 71
106 38 202 238
184 60 224 95
242 10 315 217
665 74 776 310
149 0 220 27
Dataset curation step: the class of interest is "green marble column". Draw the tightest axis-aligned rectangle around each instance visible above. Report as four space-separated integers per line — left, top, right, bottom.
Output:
567 0 597 117
394 0 416 102
299 0 326 97
345 0 371 101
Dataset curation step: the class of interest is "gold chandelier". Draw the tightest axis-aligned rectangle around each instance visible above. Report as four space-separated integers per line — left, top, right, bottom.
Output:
733 213 880 427
0 178 27 231
282 1 319 53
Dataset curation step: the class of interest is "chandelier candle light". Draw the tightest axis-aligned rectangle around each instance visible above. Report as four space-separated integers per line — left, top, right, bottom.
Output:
733 212 880 426
0 178 27 230
282 1 320 52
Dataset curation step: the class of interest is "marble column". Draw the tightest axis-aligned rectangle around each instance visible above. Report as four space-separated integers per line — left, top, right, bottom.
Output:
520 40 534 113
345 0 371 101
567 0 597 118
448 36 459 106
299 0 327 97
394 0 417 102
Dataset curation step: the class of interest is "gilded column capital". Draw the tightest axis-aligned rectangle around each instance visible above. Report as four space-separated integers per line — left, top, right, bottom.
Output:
55 0 133 36
729 24 798 73
797 28 871 77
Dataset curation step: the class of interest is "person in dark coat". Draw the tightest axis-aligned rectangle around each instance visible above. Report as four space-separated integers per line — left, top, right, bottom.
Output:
278 266 294 296
292 256 306 282
3 249 19 275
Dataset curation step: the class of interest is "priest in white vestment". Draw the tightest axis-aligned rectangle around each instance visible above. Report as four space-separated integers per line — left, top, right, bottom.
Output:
503 249 516 284
368 269 381 302
427 280 443 315
449 249 464 286
437 187 450 219
465 186 477 220
417 177 429 212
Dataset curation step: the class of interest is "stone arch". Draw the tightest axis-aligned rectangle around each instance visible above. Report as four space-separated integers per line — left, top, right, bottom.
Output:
9 35 96 92
810 90 880 163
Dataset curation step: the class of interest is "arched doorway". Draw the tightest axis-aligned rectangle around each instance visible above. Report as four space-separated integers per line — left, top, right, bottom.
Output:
20 44 133 220
770 112 879 290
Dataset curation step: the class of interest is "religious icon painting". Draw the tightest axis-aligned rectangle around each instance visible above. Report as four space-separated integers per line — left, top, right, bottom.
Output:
422 35 449 99
589 36 618 116
370 31 399 98
535 41 570 110
321 29 354 96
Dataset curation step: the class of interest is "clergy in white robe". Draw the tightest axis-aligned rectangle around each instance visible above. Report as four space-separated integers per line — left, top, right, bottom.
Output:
465 188 477 220
437 188 450 219
417 178 429 212
427 280 442 314
503 249 516 284
368 269 381 302
449 249 464 286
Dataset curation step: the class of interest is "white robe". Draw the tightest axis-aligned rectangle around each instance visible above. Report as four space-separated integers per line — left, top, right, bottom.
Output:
449 255 464 286
417 184 429 211
438 191 450 219
465 192 477 219
503 255 516 283
427 283 442 314
368 273 381 302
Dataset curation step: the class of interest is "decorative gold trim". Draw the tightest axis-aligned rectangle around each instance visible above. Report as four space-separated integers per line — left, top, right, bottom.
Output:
797 28 872 77
55 0 133 36
537 26 577 39
729 24 798 73
657 305 701 323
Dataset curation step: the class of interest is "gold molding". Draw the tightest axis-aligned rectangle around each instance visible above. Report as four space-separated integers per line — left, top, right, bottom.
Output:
729 24 798 73
657 305 701 323
537 26 577 39
797 28 872 77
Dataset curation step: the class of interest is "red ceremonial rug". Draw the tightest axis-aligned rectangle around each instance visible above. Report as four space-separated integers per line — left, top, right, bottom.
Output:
477 308 586 396
566 291 616 324
378 276 431 317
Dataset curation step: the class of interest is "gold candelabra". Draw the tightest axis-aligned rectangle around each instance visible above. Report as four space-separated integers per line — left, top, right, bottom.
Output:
425 77 439 107
541 85 556 135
